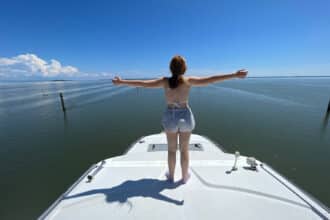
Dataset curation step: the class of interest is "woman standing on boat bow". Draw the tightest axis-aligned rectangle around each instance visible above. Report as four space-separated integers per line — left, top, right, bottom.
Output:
112 55 247 183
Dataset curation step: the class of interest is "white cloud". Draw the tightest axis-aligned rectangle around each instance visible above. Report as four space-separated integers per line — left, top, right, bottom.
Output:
0 53 78 78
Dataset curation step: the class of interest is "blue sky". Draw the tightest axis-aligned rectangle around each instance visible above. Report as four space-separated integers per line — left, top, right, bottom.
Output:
0 0 330 79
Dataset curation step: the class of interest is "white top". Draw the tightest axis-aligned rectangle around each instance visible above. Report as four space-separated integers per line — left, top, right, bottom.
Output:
39 133 329 220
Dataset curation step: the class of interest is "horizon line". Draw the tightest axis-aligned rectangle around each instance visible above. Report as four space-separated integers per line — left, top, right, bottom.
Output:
1 75 330 82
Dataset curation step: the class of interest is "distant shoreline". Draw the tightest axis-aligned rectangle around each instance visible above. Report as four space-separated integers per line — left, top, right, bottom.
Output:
247 75 330 78
50 79 74 82
1 75 330 83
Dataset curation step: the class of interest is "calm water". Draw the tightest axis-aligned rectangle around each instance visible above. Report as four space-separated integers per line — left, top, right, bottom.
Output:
0 77 329 219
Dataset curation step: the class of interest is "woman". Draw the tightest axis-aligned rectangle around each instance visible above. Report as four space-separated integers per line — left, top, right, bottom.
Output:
112 55 247 183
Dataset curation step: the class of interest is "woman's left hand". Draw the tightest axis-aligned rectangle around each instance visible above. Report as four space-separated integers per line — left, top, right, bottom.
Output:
112 76 122 85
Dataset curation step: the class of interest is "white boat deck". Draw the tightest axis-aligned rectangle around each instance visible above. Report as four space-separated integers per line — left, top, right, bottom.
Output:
39 133 329 220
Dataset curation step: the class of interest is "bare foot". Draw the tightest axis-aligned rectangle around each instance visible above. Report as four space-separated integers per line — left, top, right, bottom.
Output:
181 173 191 184
165 171 174 183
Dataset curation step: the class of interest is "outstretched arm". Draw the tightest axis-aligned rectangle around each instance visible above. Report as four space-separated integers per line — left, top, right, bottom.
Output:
112 77 165 88
188 69 248 86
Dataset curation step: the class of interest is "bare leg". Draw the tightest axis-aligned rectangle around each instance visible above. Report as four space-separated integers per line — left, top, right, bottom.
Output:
166 132 178 180
179 132 191 181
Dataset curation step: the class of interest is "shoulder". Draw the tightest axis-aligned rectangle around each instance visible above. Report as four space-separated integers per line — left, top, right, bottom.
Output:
160 77 168 84
160 77 168 87
184 76 199 86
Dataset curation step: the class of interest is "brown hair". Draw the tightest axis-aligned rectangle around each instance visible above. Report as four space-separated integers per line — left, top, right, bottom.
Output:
168 55 187 89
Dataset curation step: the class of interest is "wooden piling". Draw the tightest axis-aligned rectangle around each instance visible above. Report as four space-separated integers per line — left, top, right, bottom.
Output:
322 99 330 132
59 93 66 112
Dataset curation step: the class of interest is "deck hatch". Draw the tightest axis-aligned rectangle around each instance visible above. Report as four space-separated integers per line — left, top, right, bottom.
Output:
147 143 204 152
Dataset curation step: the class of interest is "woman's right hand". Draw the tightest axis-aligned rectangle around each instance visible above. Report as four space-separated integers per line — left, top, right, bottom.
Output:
112 76 122 85
235 69 248 78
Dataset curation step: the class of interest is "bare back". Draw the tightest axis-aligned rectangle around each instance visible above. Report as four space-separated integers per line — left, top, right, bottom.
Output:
163 77 191 106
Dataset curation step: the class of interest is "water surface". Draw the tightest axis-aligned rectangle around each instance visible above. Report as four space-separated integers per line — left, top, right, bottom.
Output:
0 77 329 219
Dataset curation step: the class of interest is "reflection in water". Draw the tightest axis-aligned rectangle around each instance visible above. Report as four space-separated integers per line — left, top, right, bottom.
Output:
6 85 117 112
0 82 113 104
210 84 310 107
63 111 68 128
71 87 133 108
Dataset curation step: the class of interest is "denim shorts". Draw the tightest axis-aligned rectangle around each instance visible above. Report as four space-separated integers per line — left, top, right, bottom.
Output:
161 107 195 132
